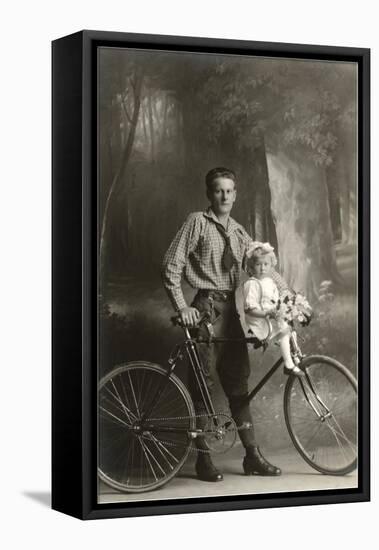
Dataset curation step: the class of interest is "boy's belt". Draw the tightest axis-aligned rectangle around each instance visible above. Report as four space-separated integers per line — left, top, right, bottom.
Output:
198 289 234 302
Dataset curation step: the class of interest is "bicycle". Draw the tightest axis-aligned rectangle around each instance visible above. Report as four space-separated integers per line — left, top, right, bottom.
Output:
98 313 358 493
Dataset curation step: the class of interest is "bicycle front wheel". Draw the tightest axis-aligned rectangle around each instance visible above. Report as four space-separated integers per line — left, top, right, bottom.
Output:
99 362 195 493
284 355 357 475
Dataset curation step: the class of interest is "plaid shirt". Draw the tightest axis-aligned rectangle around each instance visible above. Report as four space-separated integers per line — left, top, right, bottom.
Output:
162 208 288 311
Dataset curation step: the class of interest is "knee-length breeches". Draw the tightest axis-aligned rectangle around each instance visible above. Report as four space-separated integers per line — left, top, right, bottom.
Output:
188 290 250 402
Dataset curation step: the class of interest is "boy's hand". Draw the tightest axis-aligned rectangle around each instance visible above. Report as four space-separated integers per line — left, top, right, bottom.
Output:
179 306 200 327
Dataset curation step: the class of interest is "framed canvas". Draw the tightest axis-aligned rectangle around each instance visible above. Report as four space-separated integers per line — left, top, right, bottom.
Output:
52 30 370 520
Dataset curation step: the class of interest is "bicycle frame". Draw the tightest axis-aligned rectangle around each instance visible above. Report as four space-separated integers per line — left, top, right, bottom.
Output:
98 323 358 492
140 319 337 441
141 327 216 424
141 325 287 427
176 330 333 422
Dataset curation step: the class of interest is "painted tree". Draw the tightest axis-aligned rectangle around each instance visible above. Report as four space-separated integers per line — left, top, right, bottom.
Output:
98 50 356 295
198 57 356 296
99 59 144 288
264 61 356 294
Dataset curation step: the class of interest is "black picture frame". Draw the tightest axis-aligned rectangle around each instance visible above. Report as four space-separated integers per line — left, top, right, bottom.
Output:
52 30 370 520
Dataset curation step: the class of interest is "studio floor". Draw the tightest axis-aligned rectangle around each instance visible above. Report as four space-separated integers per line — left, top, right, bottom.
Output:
98 444 358 504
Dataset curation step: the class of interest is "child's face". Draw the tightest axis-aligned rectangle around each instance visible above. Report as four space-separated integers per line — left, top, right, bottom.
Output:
250 256 272 279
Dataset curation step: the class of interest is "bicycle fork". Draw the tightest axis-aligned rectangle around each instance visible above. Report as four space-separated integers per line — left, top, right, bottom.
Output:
300 373 332 421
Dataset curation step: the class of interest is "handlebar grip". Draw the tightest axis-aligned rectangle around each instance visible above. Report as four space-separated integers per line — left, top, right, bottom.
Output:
171 315 183 327
171 312 211 328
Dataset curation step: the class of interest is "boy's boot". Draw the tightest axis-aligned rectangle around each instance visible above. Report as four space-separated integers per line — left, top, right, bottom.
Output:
194 402 223 482
229 394 281 476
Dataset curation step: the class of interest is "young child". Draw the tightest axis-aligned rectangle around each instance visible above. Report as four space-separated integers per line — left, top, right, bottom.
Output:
243 243 305 377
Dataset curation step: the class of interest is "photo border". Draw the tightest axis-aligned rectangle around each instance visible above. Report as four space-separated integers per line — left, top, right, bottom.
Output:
52 30 370 520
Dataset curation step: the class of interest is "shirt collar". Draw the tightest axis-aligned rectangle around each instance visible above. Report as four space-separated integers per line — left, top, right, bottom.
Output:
203 207 239 233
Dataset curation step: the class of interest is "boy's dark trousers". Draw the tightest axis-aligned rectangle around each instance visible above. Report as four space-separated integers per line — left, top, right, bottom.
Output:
189 289 256 450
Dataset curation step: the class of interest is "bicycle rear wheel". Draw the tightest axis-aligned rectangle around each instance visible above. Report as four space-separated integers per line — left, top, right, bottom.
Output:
98 361 195 493
284 355 357 475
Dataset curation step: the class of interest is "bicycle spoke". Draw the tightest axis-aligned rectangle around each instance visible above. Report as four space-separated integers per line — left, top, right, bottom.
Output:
299 422 323 450
110 379 132 418
288 419 319 439
101 393 135 425
129 434 135 486
139 370 155 413
99 364 194 492
146 438 174 475
128 371 141 418
100 430 132 453
324 420 351 464
299 381 324 418
285 357 357 474
99 411 126 430
119 373 138 420
139 437 165 479
329 403 356 416
104 382 137 423
144 435 178 470
303 376 331 413
134 368 145 414
101 391 127 415
139 438 158 482
326 415 357 453
327 413 356 442
119 444 132 484
101 436 132 472
288 412 320 423
317 445 329 470
148 388 188 419
147 386 179 419
99 405 131 428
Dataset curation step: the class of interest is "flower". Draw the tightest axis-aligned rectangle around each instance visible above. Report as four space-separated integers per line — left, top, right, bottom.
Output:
276 291 312 326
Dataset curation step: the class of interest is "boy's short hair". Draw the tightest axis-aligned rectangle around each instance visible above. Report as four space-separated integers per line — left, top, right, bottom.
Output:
205 167 236 190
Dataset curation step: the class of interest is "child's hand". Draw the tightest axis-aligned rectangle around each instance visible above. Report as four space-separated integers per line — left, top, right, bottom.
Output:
266 307 277 319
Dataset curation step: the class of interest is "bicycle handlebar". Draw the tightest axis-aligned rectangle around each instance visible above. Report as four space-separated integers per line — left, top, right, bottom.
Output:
170 311 211 328
171 313 302 352
171 313 261 345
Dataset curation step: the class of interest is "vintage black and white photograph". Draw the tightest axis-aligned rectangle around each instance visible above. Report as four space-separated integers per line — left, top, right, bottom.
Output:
97 46 358 505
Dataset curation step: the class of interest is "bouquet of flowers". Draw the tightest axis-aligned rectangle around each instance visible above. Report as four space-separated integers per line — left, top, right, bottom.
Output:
275 291 313 327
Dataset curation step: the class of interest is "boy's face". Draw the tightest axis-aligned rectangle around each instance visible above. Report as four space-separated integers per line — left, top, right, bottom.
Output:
207 177 236 217
251 256 272 279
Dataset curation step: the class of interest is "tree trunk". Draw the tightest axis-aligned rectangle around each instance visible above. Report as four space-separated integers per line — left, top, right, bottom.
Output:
99 69 144 290
162 92 169 142
147 89 155 162
142 101 148 144
181 91 199 174
152 93 161 142
335 103 357 245
267 151 343 299
325 165 342 243
338 143 357 245
245 137 278 251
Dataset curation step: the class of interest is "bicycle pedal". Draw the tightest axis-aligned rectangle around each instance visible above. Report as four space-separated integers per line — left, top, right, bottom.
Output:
188 429 204 439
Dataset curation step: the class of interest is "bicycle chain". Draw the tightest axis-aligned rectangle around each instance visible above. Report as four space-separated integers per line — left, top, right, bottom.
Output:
141 412 241 455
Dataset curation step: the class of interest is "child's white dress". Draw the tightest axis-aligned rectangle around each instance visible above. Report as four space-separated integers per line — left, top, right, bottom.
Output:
243 276 287 340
